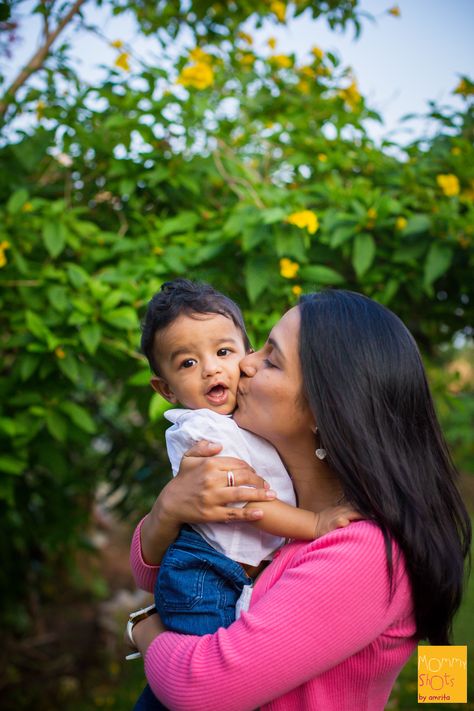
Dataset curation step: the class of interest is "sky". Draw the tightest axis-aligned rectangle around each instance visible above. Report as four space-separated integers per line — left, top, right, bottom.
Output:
4 0 474 144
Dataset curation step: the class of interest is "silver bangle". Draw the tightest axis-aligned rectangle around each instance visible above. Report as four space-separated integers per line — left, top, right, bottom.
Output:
125 603 157 661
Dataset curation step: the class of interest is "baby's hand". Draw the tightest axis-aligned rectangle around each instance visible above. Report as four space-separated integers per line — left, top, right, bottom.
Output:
314 505 363 538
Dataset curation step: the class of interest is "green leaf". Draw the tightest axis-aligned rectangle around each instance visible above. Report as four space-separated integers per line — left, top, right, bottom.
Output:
242 226 270 252
261 207 286 224
403 215 432 236
67 263 89 288
149 393 170 422
352 233 376 278
102 307 139 330
47 285 69 312
423 243 453 290
45 410 68 442
128 369 152 386
58 354 80 382
0 418 16 436
80 323 102 354
159 211 199 238
60 402 96 434
299 265 345 285
330 225 355 248
42 222 66 257
245 258 272 304
7 188 29 214
0 454 26 475
26 311 49 340
20 354 40 381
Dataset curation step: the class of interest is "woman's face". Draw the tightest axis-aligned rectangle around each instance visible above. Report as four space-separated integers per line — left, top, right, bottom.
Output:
234 306 315 446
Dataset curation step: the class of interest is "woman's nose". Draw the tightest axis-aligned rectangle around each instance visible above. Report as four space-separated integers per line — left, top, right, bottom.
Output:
239 351 258 378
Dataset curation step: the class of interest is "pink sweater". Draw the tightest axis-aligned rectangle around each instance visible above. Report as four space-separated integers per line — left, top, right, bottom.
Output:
130 520 417 711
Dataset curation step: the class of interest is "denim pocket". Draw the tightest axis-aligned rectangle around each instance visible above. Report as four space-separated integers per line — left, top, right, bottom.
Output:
156 548 211 612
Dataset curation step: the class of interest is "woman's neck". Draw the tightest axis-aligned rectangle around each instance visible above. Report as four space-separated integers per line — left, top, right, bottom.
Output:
278 438 343 513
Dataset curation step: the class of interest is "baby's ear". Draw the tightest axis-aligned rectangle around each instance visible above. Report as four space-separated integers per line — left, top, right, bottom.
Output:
150 376 178 404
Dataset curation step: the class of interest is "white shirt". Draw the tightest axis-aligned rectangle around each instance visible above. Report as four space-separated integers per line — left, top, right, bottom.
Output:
164 408 296 567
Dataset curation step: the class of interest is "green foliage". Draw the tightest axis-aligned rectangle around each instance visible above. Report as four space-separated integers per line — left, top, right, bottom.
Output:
0 0 473 632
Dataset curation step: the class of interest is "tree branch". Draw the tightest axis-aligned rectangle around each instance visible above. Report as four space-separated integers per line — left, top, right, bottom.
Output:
0 0 88 119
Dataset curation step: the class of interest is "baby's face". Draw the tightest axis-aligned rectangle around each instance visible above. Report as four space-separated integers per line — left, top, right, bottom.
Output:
151 313 247 414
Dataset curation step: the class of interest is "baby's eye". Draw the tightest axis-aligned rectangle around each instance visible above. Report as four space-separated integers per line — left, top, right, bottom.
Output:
180 358 197 369
217 348 232 356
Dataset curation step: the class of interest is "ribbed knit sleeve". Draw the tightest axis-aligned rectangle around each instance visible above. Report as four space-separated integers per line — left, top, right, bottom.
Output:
142 522 415 711
130 516 160 593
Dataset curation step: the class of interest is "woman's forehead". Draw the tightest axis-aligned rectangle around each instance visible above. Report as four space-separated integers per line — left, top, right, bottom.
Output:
269 307 300 352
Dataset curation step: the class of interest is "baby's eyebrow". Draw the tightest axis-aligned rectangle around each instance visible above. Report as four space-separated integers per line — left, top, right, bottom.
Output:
169 337 240 362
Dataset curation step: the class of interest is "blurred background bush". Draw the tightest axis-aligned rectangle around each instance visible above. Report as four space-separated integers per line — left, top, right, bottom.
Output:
0 0 472 708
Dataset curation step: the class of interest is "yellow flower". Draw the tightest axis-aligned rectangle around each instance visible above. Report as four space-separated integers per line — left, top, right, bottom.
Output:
367 208 377 220
0 240 10 268
454 78 474 97
239 53 255 67
54 347 66 359
339 80 361 110
270 0 286 23
36 101 46 120
317 153 328 162
387 6 401 17
292 285 303 296
286 210 319 235
114 52 130 71
436 174 460 197
296 79 310 94
311 46 324 61
22 202 33 212
280 258 300 279
153 246 164 255
189 47 213 64
110 40 124 49
269 54 292 69
238 31 253 45
395 216 407 231
177 62 214 90
298 65 314 78
451 146 461 156
267 37 277 50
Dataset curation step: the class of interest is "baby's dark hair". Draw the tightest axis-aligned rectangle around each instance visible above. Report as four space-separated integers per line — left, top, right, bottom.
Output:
141 278 251 375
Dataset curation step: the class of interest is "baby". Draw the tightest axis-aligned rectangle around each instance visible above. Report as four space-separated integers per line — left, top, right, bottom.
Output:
140 278 352 635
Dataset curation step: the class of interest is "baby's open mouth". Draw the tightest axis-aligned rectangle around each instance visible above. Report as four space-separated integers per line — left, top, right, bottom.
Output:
205 384 229 406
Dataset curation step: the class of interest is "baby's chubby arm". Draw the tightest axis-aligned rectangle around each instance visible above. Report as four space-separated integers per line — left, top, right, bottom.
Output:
245 499 362 540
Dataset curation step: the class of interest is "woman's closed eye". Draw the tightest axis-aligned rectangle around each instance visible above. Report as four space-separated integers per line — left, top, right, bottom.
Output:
263 358 277 368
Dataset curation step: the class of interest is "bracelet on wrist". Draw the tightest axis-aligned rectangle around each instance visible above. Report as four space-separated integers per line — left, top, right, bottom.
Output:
125 603 157 661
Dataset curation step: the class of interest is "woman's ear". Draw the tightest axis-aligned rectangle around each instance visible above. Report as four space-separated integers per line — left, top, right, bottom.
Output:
150 376 178 404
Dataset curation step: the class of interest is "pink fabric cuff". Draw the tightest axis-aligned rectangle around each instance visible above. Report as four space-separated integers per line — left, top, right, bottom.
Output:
130 515 160 592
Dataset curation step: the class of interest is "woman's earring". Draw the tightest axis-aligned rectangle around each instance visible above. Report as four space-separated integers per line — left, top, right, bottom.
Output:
314 426 327 460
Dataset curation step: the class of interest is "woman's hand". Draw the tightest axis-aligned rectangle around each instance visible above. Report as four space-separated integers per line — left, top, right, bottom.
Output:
140 440 276 566
160 440 276 525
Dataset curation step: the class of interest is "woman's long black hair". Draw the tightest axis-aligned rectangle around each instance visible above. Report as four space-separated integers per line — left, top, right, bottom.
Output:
299 290 471 645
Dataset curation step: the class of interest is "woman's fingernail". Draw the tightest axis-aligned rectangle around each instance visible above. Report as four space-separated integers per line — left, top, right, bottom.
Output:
250 510 263 519
206 441 217 447
263 480 270 489
266 490 276 499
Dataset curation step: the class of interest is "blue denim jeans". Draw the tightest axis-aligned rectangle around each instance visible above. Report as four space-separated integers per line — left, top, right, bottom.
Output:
132 526 252 710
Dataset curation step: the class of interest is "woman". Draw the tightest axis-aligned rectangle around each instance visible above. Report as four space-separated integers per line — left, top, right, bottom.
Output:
128 290 471 711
